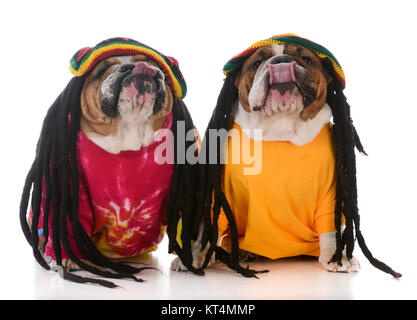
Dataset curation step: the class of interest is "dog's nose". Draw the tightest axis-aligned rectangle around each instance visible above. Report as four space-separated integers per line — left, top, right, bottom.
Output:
132 62 157 77
269 55 295 65
268 61 296 84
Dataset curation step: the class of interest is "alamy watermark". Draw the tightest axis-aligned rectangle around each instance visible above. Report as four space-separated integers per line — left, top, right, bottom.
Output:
154 121 263 175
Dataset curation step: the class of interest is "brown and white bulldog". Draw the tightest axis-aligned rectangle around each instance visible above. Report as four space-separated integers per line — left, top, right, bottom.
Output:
172 43 359 274
28 54 175 271
233 43 359 272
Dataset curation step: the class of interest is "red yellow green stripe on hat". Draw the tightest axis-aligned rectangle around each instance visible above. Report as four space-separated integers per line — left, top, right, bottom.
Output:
70 37 187 98
223 33 346 89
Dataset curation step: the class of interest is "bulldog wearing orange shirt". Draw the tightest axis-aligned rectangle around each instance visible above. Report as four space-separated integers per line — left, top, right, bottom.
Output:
172 34 400 278
217 35 351 273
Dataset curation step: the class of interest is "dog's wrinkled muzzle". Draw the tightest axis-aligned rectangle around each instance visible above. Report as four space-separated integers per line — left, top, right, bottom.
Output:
264 61 302 113
102 62 166 117
119 63 158 109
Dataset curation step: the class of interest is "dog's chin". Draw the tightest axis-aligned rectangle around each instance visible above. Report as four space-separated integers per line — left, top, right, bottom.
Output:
256 85 304 118
117 74 158 114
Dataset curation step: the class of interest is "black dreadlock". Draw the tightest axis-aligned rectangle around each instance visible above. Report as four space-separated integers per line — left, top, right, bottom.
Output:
326 78 401 278
166 96 203 276
197 66 401 278
194 69 267 277
20 75 201 287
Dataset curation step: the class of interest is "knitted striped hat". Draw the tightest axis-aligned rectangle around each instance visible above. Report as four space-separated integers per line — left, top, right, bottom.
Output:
70 37 187 98
223 33 345 89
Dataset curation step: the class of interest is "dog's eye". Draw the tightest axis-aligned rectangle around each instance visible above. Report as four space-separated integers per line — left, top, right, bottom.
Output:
93 68 107 81
302 56 313 65
251 60 262 70
119 64 135 73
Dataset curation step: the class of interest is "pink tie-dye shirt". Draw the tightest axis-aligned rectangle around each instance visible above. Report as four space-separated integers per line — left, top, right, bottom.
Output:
37 113 174 260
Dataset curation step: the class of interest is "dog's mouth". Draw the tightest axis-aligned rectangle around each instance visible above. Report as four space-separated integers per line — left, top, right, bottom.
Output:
251 61 317 116
101 62 166 118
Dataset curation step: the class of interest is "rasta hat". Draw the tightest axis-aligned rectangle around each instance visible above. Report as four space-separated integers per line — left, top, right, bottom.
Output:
69 37 187 98
222 33 346 89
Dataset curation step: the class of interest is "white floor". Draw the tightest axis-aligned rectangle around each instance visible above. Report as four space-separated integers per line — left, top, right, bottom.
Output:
1 235 415 300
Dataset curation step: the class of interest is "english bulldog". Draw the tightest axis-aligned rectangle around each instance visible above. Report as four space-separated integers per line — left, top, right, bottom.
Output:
223 40 360 273
22 38 200 285
173 34 389 276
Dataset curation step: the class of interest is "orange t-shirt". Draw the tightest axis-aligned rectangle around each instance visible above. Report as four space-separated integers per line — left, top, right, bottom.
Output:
217 121 337 259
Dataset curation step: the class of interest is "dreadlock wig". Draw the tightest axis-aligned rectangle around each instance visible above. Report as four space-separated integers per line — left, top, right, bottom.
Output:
20 37 201 287
197 34 401 278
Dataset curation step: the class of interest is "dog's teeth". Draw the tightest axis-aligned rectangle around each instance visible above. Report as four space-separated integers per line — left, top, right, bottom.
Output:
265 106 272 116
295 100 301 109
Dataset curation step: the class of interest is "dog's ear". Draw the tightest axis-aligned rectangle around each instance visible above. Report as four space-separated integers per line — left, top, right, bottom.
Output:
322 57 336 85
233 69 253 112
149 82 173 131
234 71 241 88
325 72 332 85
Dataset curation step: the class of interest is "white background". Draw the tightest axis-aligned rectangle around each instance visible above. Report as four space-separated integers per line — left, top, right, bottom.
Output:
0 0 416 299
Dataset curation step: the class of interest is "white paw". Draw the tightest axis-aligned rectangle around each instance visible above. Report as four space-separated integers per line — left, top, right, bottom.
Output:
320 254 360 273
319 231 360 273
170 256 188 272
170 240 215 272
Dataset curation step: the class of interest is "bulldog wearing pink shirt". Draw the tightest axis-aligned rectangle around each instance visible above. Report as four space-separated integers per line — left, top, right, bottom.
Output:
21 38 200 287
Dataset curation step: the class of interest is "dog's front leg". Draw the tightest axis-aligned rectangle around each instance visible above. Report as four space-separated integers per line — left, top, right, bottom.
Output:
319 230 360 273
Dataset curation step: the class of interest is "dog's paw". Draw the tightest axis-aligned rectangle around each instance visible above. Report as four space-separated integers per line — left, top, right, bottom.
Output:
49 259 81 271
63 259 82 271
320 254 360 273
170 256 188 272
319 231 360 273
238 250 258 262
170 240 215 272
